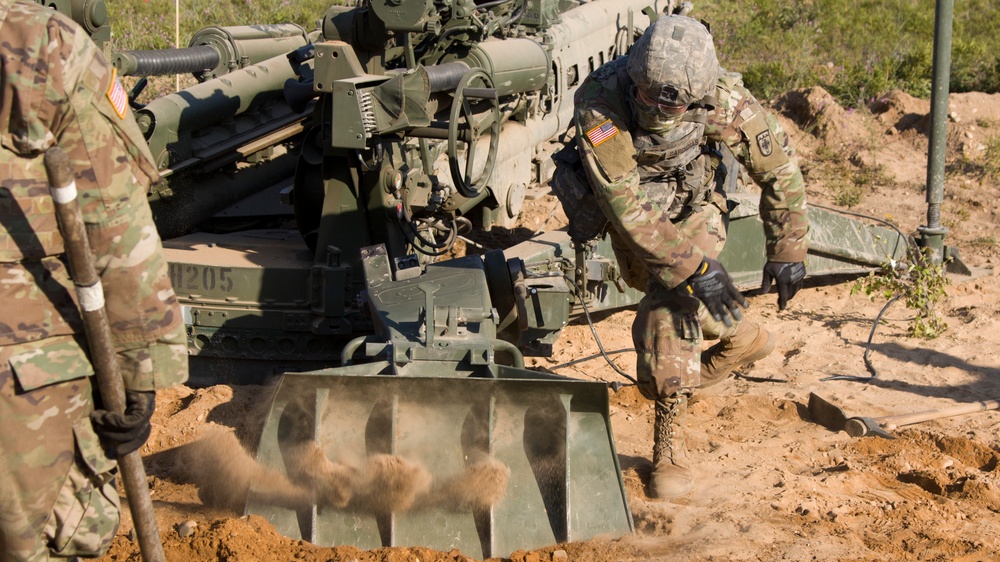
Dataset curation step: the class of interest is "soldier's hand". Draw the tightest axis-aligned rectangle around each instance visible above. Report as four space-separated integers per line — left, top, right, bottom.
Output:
685 258 747 327
761 261 806 311
90 390 156 457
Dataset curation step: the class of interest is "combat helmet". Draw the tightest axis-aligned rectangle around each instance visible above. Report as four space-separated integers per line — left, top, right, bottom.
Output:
627 15 719 108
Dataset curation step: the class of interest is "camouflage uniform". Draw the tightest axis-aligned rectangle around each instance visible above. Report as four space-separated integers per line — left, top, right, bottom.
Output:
0 1 188 559
573 21 808 400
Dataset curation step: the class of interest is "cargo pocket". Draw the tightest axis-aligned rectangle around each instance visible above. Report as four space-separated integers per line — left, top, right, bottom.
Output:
9 337 120 558
43 417 120 558
8 337 94 391
550 143 608 241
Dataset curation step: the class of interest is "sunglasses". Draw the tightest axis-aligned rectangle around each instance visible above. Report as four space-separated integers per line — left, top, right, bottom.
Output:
635 88 689 115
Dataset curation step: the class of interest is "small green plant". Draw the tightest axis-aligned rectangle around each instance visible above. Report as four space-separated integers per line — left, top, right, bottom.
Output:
851 247 950 339
833 181 863 207
850 162 892 190
981 134 1000 182
970 235 997 247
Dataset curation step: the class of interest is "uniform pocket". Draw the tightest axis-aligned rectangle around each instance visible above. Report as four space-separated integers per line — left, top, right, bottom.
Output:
9 336 94 391
43 416 120 557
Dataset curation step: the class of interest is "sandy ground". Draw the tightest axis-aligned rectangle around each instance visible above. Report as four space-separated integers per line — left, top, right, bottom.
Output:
98 88 1000 562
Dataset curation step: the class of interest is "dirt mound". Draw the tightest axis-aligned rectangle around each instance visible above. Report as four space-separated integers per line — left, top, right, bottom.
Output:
775 86 864 149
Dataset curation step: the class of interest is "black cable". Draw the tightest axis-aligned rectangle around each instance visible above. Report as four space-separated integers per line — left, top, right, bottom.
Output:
809 203 920 384
475 0 515 11
401 216 458 257
822 293 902 382
555 271 637 389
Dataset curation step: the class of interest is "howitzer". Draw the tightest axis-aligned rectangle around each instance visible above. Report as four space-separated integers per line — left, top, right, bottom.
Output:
133 0 669 381
145 2 653 554
49 0 912 557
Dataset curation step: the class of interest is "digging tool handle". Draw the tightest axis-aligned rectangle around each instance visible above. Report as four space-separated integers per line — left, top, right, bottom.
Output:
878 400 1000 430
44 147 166 562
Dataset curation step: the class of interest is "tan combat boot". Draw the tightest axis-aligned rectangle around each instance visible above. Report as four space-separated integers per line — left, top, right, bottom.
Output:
700 320 775 388
650 393 694 499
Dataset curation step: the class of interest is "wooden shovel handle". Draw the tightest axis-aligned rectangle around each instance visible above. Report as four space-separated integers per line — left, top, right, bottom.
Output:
879 400 1000 429
45 147 166 562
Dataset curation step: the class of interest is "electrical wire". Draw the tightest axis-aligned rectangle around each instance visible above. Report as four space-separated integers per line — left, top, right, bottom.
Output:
810 203 917 384
531 202 562 237
822 294 902 382
401 216 459 257
555 271 637 389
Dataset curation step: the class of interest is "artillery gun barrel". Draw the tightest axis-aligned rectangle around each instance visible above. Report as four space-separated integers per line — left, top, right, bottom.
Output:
422 36 551 97
113 46 221 77
113 23 309 81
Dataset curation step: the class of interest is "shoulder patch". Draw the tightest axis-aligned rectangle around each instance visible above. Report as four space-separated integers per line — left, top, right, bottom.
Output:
106 68 128 119
756 130 773 157
586 119 619 146
739 110 789 173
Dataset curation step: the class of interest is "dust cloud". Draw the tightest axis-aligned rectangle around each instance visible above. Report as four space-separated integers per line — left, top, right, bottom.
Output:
180 429 312 512
182 429 512 515
282 439 357 509
350 454 433 512
429 459 511 510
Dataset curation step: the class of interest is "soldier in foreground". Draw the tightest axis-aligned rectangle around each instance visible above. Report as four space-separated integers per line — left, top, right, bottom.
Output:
571 14 809 498
0 1 187 558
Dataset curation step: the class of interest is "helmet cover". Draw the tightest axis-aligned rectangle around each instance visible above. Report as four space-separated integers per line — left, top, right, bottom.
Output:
627 15 719 107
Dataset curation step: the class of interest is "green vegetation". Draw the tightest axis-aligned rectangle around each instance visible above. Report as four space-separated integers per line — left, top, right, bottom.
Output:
106 0 331 49
969 236 997 250
697 0 1000 107
851 248 950 339
953 118 1000 183
106 0 333 100
980 134 1000 183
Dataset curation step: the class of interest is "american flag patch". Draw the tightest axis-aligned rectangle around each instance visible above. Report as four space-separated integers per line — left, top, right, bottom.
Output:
586 119 619 146
106 68 128 119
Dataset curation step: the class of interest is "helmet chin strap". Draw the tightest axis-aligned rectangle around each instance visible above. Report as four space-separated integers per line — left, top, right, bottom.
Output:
688 93 717 112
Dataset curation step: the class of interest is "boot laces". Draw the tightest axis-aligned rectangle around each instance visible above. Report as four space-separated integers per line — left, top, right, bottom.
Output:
654 391 690 465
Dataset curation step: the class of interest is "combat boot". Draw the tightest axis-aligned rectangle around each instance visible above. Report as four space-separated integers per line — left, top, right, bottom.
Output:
650 393 693 499
700 320 775 388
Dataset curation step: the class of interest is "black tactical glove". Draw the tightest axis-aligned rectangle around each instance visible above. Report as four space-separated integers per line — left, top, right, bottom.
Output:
685 258 747 327
761 261 806 311
90 390 156 457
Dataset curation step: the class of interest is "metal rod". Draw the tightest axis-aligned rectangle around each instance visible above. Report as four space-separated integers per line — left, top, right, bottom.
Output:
919 0 955 262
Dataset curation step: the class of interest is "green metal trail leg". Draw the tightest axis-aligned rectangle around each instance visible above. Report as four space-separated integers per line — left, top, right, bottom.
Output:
250 377 385 549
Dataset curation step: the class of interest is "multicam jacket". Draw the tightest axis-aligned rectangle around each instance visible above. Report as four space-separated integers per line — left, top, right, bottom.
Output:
0 1 187 558
574 57 809 290
0 0 186 390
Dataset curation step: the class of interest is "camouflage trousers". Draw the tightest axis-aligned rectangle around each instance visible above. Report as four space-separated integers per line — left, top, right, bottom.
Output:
631 203 742 400
0 335 120 561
